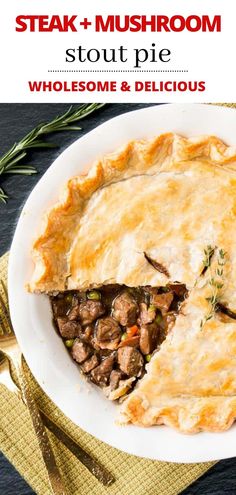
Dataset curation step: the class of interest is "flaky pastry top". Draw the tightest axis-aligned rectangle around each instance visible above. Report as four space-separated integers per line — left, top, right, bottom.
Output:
29 133 236 300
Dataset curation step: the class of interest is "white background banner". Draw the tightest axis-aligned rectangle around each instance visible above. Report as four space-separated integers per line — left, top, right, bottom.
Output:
0 0 234 102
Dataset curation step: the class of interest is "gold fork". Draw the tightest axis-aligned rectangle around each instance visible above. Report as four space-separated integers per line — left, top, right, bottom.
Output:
0 348 21 397
0 280 115 489
0 282 67 495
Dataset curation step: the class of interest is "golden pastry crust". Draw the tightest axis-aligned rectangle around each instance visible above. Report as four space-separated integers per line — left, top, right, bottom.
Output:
120 396 236 433
29 133 236 293
29 132 236 433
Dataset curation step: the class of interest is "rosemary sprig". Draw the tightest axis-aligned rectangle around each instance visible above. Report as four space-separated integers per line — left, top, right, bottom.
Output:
200 248 226 329
0 103 105 202
0 187 7 203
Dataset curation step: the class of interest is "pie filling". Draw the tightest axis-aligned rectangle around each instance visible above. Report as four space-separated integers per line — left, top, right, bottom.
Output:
50 283 187 400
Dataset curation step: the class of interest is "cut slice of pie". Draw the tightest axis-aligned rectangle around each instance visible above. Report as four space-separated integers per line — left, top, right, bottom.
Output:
120 284 236 433
29 133 236 433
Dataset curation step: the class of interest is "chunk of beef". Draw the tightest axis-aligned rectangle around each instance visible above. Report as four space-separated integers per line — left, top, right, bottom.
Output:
118 346 144 377
118 335 140 348
79 325 93 343
138 302 156 324
109 369 124 391
57 318 81 339
78 300 105 325
139 322 160 355
80 354 99 373
168 284 187 298
71 339 93 363
68 304 81 321
90 355 115 386
151 292 174 314
113 291 138 326
95 317 121 350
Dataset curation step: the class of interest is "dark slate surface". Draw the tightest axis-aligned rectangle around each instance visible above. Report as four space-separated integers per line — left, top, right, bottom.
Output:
0 103 236 495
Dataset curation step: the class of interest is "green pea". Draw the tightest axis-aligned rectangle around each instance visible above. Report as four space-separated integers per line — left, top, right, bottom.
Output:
121 333 127 341
65 293 73 303
155 312 162 324
65 339 75 348
87 290 101 301
145 354 152 362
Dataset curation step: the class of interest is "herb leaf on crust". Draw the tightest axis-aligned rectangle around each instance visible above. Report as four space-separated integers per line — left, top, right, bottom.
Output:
144 252 170 278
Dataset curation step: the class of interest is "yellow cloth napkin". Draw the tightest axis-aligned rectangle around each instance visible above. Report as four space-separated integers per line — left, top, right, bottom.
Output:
0 251 215 495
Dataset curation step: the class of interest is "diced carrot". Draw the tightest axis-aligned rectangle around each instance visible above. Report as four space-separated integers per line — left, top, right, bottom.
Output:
127 325 139 337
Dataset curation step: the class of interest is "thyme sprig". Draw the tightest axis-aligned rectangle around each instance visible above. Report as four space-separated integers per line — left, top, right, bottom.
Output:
200 248 226 329
0 103 105 202
201 245 215 275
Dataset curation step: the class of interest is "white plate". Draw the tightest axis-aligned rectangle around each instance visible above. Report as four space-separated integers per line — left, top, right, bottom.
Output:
8 103 236 463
